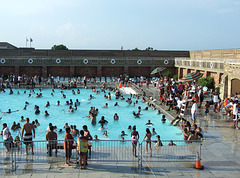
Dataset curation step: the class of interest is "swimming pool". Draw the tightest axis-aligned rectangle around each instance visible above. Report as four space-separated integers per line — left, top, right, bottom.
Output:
0 88 183 142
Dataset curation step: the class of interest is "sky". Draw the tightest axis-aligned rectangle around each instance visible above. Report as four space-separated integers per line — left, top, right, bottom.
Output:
0 0 240 50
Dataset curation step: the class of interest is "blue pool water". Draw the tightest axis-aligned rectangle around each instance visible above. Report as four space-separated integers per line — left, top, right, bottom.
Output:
0 88 183 142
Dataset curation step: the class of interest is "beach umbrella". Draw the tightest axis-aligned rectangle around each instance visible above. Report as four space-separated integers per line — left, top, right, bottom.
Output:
180 71 203 83
151 67 166 80
150 67 166 75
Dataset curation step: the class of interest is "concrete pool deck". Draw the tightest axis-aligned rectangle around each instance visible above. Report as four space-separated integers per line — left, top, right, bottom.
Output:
2 84 240 177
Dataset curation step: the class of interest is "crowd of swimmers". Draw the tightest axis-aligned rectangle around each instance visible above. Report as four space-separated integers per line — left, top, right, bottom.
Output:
0 77 209 168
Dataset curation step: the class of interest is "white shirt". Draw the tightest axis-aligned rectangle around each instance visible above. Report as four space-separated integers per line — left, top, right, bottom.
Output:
213 95 218 103
233 103 239 115
191 103 197 115
3 127 10 140
177 100 184 108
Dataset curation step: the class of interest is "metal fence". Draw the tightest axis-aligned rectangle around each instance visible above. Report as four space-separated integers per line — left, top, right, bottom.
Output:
0 141 15 174
11 139 78 171
139 140 201 162
0 139 202 172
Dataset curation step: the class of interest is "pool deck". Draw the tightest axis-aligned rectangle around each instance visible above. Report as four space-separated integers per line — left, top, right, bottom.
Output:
2 84 240 177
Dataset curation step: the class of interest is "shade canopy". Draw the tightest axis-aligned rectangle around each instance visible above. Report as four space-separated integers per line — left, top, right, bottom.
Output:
180 71 203 83
150 67 166 75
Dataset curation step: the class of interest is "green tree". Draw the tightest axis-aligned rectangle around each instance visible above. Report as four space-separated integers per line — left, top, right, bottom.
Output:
198 76 215 89
132 47 140 51
51 44 68 50
162 70 171 78
145 47 154 51
173 74 178 81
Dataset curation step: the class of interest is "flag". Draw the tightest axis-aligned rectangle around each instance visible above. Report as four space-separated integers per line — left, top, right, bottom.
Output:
30 38 33 42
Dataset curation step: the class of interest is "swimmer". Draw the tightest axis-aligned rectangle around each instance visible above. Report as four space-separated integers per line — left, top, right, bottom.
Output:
56 100 60 105
157 110 161 115
35 119 40 126
168 140 176 146
17 91 20 94
120 131 128 137
145 120 154 126
99 116 108 124
68 106 74 113
20 116 25 122
94 135 99 140
44 110 50 116
114 102 119 106
120 136 125 142
51 93 54 96
133 111 140 118
144 107 148 110
154 135 163 147
69 99 73 105
25 101 29 105
2 109 19 114
52 89 55 92
62 94 66 98
161 115 166 123
23 105 27 110
59 129 63 133
113 113 119 120
103 130 108 137
132 102 135 107
32 121 37 128
63 123 70 129
89 94 93 101
128 125 132 131
77 89 80 94
72 90 75 95
45 101 50 107
152 128 157 135
35 106 40 115
137 106 141 115
75 99 80 106
103 103 108 108
107 93 111 100
98 124 105 130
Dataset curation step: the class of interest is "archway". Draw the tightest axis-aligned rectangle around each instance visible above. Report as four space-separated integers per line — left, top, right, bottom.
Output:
231 78 240 95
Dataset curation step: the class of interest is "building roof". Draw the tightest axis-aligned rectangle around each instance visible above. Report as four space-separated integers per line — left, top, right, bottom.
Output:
0 42 18 49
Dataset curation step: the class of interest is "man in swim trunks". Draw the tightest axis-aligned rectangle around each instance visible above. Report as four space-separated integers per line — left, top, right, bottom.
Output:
21 118 35 155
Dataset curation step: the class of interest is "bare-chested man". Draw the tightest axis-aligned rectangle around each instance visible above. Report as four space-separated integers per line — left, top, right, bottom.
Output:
46 126 57 156
21 118 35 155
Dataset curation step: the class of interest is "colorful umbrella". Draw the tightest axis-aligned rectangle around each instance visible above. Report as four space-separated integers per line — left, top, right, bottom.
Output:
180 71 203 83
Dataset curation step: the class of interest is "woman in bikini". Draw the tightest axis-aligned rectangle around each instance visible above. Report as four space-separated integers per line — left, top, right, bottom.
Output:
131 126 139 157
143 128 152 157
